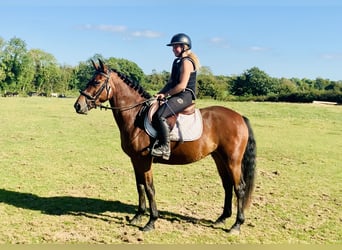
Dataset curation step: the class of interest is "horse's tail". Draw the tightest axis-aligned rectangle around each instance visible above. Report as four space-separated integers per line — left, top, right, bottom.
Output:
241 116 257 209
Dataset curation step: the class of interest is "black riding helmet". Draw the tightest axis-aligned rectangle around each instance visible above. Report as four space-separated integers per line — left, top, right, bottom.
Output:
166 33 192 50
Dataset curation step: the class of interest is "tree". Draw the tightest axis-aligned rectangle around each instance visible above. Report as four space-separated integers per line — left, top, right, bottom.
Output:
231 67 275 96
325 81 342 92
197 66 218 99
74 61 94 91
276 77 297 95
29 49 59 93
106 57 144 84
314 77 330 90
1 37 34 91
0 37 6 88
144 69 169 91
59 64 76 93
18 51 35 92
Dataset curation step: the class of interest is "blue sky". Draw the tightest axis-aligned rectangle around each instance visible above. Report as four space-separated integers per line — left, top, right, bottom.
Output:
1 0 341 80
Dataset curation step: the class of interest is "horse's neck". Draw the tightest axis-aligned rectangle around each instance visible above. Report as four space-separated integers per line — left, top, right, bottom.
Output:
109 76 145 133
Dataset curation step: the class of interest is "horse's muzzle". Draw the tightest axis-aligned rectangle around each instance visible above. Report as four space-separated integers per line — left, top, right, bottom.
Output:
74 100 88 115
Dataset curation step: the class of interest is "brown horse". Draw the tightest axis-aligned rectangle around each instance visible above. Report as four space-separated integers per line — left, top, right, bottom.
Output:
74 60 256 234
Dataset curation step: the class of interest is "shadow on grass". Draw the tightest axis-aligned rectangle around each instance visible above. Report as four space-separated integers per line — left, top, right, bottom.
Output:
0 188 216 229
0 188 136 215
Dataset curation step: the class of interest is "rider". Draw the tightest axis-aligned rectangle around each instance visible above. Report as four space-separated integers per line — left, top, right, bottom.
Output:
151 33 200 160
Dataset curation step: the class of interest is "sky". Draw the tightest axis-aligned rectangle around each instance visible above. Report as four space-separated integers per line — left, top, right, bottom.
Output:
1 0 341 80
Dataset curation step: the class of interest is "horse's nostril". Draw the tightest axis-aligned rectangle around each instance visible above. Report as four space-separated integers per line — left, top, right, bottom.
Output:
74 102 81 112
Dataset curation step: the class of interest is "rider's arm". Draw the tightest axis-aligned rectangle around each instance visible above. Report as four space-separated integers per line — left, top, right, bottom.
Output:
162 59 193 98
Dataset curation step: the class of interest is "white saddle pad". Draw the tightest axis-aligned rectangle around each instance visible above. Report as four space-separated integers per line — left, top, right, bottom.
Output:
144 109 203 142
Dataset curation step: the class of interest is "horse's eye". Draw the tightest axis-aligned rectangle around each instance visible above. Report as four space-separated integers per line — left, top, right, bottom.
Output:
92 80 101 86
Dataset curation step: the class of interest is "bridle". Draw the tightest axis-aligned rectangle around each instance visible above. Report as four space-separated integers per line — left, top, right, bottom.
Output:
80 70 111 104
80 70 155 111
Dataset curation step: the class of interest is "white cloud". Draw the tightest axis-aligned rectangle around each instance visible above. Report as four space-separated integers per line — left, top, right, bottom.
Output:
210 37 224 43
321 53 342 60
249 46 268 52
79 24 162 39
130 30 162 38
80 24 127 33
209 37 230 48
97 25 127 33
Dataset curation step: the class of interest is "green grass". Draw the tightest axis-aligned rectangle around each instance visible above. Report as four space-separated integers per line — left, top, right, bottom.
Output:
0 97 341 243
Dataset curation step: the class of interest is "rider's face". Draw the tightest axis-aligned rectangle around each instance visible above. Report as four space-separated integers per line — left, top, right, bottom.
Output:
172 44 183 57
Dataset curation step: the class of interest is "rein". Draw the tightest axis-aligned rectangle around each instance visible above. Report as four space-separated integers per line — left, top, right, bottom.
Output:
97 98 155 112
80 69 156 112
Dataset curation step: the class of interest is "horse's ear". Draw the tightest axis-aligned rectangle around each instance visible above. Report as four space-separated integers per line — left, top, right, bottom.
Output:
91 59 99 71
98 59 108 73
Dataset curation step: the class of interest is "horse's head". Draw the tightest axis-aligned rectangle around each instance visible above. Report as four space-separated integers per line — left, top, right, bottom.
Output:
74 59 113 114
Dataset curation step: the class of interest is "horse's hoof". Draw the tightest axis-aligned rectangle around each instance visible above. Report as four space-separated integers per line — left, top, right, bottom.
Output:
228 227 240 235
140 223 155 232
212 219 225 228
128 215 143 225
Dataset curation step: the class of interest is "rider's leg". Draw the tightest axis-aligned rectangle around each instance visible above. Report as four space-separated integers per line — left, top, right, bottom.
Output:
151 117 170 160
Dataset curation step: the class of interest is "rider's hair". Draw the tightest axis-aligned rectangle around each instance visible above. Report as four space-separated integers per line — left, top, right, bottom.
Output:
182 45 200 71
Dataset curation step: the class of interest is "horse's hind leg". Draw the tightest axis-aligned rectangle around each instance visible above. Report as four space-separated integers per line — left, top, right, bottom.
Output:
212 153 234 225
229 160 246 235
212 152 245 234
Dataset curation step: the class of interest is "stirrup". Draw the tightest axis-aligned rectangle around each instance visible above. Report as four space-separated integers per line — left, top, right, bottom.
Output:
151 148 170 160
151 151 170 160
151 142 170 160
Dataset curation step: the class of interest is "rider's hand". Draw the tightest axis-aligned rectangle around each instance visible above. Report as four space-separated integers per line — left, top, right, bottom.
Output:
155 93 166 100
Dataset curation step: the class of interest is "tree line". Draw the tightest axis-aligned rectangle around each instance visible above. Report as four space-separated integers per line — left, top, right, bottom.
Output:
1 36 341 103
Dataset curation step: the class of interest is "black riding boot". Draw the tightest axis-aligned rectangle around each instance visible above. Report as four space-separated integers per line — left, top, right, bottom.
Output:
151 117 170 160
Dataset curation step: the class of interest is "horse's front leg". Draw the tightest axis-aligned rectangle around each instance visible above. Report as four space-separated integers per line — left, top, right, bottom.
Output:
131 158 159 231
142 171 159 231
129 182 146 225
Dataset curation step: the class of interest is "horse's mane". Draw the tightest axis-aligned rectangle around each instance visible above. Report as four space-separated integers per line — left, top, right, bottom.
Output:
111 68 152 99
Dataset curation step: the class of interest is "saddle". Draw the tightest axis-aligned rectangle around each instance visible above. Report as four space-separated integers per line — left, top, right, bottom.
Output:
136 99 203 142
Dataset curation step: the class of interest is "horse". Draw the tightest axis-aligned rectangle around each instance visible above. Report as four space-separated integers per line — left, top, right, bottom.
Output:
74 59 257 234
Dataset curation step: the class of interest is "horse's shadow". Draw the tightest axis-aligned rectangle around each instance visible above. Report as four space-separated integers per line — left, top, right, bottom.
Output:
0 188 215 228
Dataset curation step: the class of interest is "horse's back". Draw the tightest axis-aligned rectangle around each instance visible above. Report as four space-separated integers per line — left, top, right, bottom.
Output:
200 105 247 130
200 105 249 150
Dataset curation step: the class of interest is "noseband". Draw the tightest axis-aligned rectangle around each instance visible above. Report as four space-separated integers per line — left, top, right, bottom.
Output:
80 70 111 105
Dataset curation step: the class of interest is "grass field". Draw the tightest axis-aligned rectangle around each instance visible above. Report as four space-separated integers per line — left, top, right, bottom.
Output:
0 97 341 244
